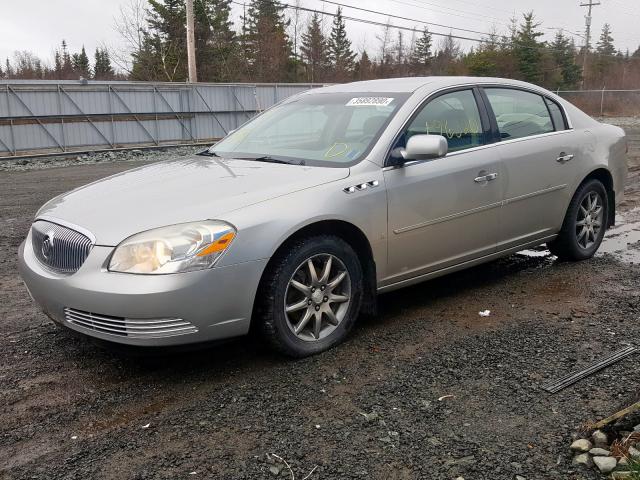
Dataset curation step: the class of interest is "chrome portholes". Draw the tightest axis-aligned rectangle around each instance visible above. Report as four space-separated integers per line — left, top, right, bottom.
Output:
344 180 380 194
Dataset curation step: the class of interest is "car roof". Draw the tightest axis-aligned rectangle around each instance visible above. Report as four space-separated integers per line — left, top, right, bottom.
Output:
306 77 547 95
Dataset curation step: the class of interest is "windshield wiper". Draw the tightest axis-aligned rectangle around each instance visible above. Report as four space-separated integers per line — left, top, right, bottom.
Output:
237 155 304 165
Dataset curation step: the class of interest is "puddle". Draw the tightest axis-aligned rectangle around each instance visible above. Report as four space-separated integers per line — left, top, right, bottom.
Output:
598 207 640 263
512 208 640 264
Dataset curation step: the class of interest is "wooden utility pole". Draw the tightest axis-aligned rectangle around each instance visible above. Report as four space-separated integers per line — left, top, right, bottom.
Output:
580 0 600 88
186 0 197 82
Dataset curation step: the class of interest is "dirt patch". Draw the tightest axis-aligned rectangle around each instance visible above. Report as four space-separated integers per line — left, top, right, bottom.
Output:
2 124 640 479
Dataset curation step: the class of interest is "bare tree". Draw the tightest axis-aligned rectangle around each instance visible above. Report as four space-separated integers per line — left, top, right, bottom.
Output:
376 19 393 76
111 0 148 74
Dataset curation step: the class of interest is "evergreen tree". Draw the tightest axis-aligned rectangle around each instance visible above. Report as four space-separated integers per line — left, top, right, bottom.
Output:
5 59 12 79
593 23 616 84
94 48 115 79
550 31 581 89
512 12 544 83
242 0 293 82
72 46 91 78
130 0 241 82
61 40 73 76
300 13 328 83
409 27 432 74
145 0 187 80
52 40 74 79
201 0 240 82
353 50 373 80
464 32 502 77
54 50 62 77
596 23 616 56
327 7 355 82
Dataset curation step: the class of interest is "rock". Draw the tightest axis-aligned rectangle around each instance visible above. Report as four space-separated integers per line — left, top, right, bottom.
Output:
515 476 526 480
618 456 629 467
628 446 640 458
589 447 610 456
570 439 593 452
427 436 443 447
633 424 640 432
131 149 144 156
593 456 617 474
360 412 378 422
592 430 608 447
269 465 280 476
572 453 592 467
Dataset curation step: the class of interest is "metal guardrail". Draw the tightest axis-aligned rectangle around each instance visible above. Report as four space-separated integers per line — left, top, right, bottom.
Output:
2 82 636 159
0 81 324 158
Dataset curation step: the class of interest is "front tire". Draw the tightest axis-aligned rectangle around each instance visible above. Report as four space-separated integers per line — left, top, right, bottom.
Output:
257 235 363 357
547 179 609 261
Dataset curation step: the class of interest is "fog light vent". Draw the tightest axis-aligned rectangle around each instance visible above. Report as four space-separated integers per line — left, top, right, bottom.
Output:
64 308 198 338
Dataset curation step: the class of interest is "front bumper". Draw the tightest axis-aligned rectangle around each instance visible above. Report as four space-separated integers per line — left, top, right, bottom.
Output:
18 232 267 346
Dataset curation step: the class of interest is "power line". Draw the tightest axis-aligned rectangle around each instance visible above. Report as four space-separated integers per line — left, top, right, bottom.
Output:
384 0 513 28
428 0 518 18
317 0 501 37
230 0 640 62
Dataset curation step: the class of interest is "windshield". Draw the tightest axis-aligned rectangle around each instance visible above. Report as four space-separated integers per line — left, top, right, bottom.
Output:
210 92 409 166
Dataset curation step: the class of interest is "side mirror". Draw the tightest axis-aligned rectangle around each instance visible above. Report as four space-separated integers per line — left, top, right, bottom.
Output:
402 134 448 162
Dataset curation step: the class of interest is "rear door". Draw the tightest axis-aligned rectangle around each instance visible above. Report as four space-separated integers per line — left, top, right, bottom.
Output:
383 88 502 286
480 87 580 250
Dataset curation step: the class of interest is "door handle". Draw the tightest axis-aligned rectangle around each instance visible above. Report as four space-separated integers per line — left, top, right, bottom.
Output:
474 172 498 183
556 153 574 164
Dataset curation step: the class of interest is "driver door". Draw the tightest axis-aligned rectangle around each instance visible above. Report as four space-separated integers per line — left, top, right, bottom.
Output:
382 88 502 286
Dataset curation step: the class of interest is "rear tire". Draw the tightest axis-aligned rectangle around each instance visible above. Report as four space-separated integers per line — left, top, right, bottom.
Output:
257 235 363 357
547 179 609 261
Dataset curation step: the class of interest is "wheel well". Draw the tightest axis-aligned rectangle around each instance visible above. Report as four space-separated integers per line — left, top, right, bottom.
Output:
252 220 378 327
582 168 615 227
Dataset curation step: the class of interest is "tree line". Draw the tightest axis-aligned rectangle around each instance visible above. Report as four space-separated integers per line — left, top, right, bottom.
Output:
1 40 118 81
2 0 640 91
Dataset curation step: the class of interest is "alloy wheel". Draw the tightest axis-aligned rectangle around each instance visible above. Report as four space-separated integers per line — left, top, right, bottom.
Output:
284 254 351 342
576 191 604 249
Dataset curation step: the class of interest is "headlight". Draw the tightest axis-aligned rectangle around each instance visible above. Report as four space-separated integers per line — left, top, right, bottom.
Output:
108 221 236 274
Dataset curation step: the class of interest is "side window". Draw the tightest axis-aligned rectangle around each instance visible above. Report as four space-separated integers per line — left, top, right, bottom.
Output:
545 98 567 131
401 89 484 153
484 88 554 140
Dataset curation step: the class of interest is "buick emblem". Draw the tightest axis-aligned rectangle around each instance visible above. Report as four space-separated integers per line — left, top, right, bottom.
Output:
41 231 55 259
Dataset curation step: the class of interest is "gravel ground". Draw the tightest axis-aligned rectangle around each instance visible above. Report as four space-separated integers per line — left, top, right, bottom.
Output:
0 146 203 172
1 128 640 480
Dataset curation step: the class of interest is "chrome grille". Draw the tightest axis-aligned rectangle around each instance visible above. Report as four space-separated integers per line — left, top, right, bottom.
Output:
31 220 93 274
64 308 199 339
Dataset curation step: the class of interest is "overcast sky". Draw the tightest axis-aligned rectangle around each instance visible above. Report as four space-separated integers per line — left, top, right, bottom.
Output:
1 0 639 70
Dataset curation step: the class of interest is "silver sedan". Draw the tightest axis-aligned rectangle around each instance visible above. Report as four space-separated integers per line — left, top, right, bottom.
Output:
18 77 628 357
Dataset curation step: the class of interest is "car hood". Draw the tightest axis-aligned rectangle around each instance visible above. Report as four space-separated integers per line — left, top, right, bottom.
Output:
37 156 350 245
